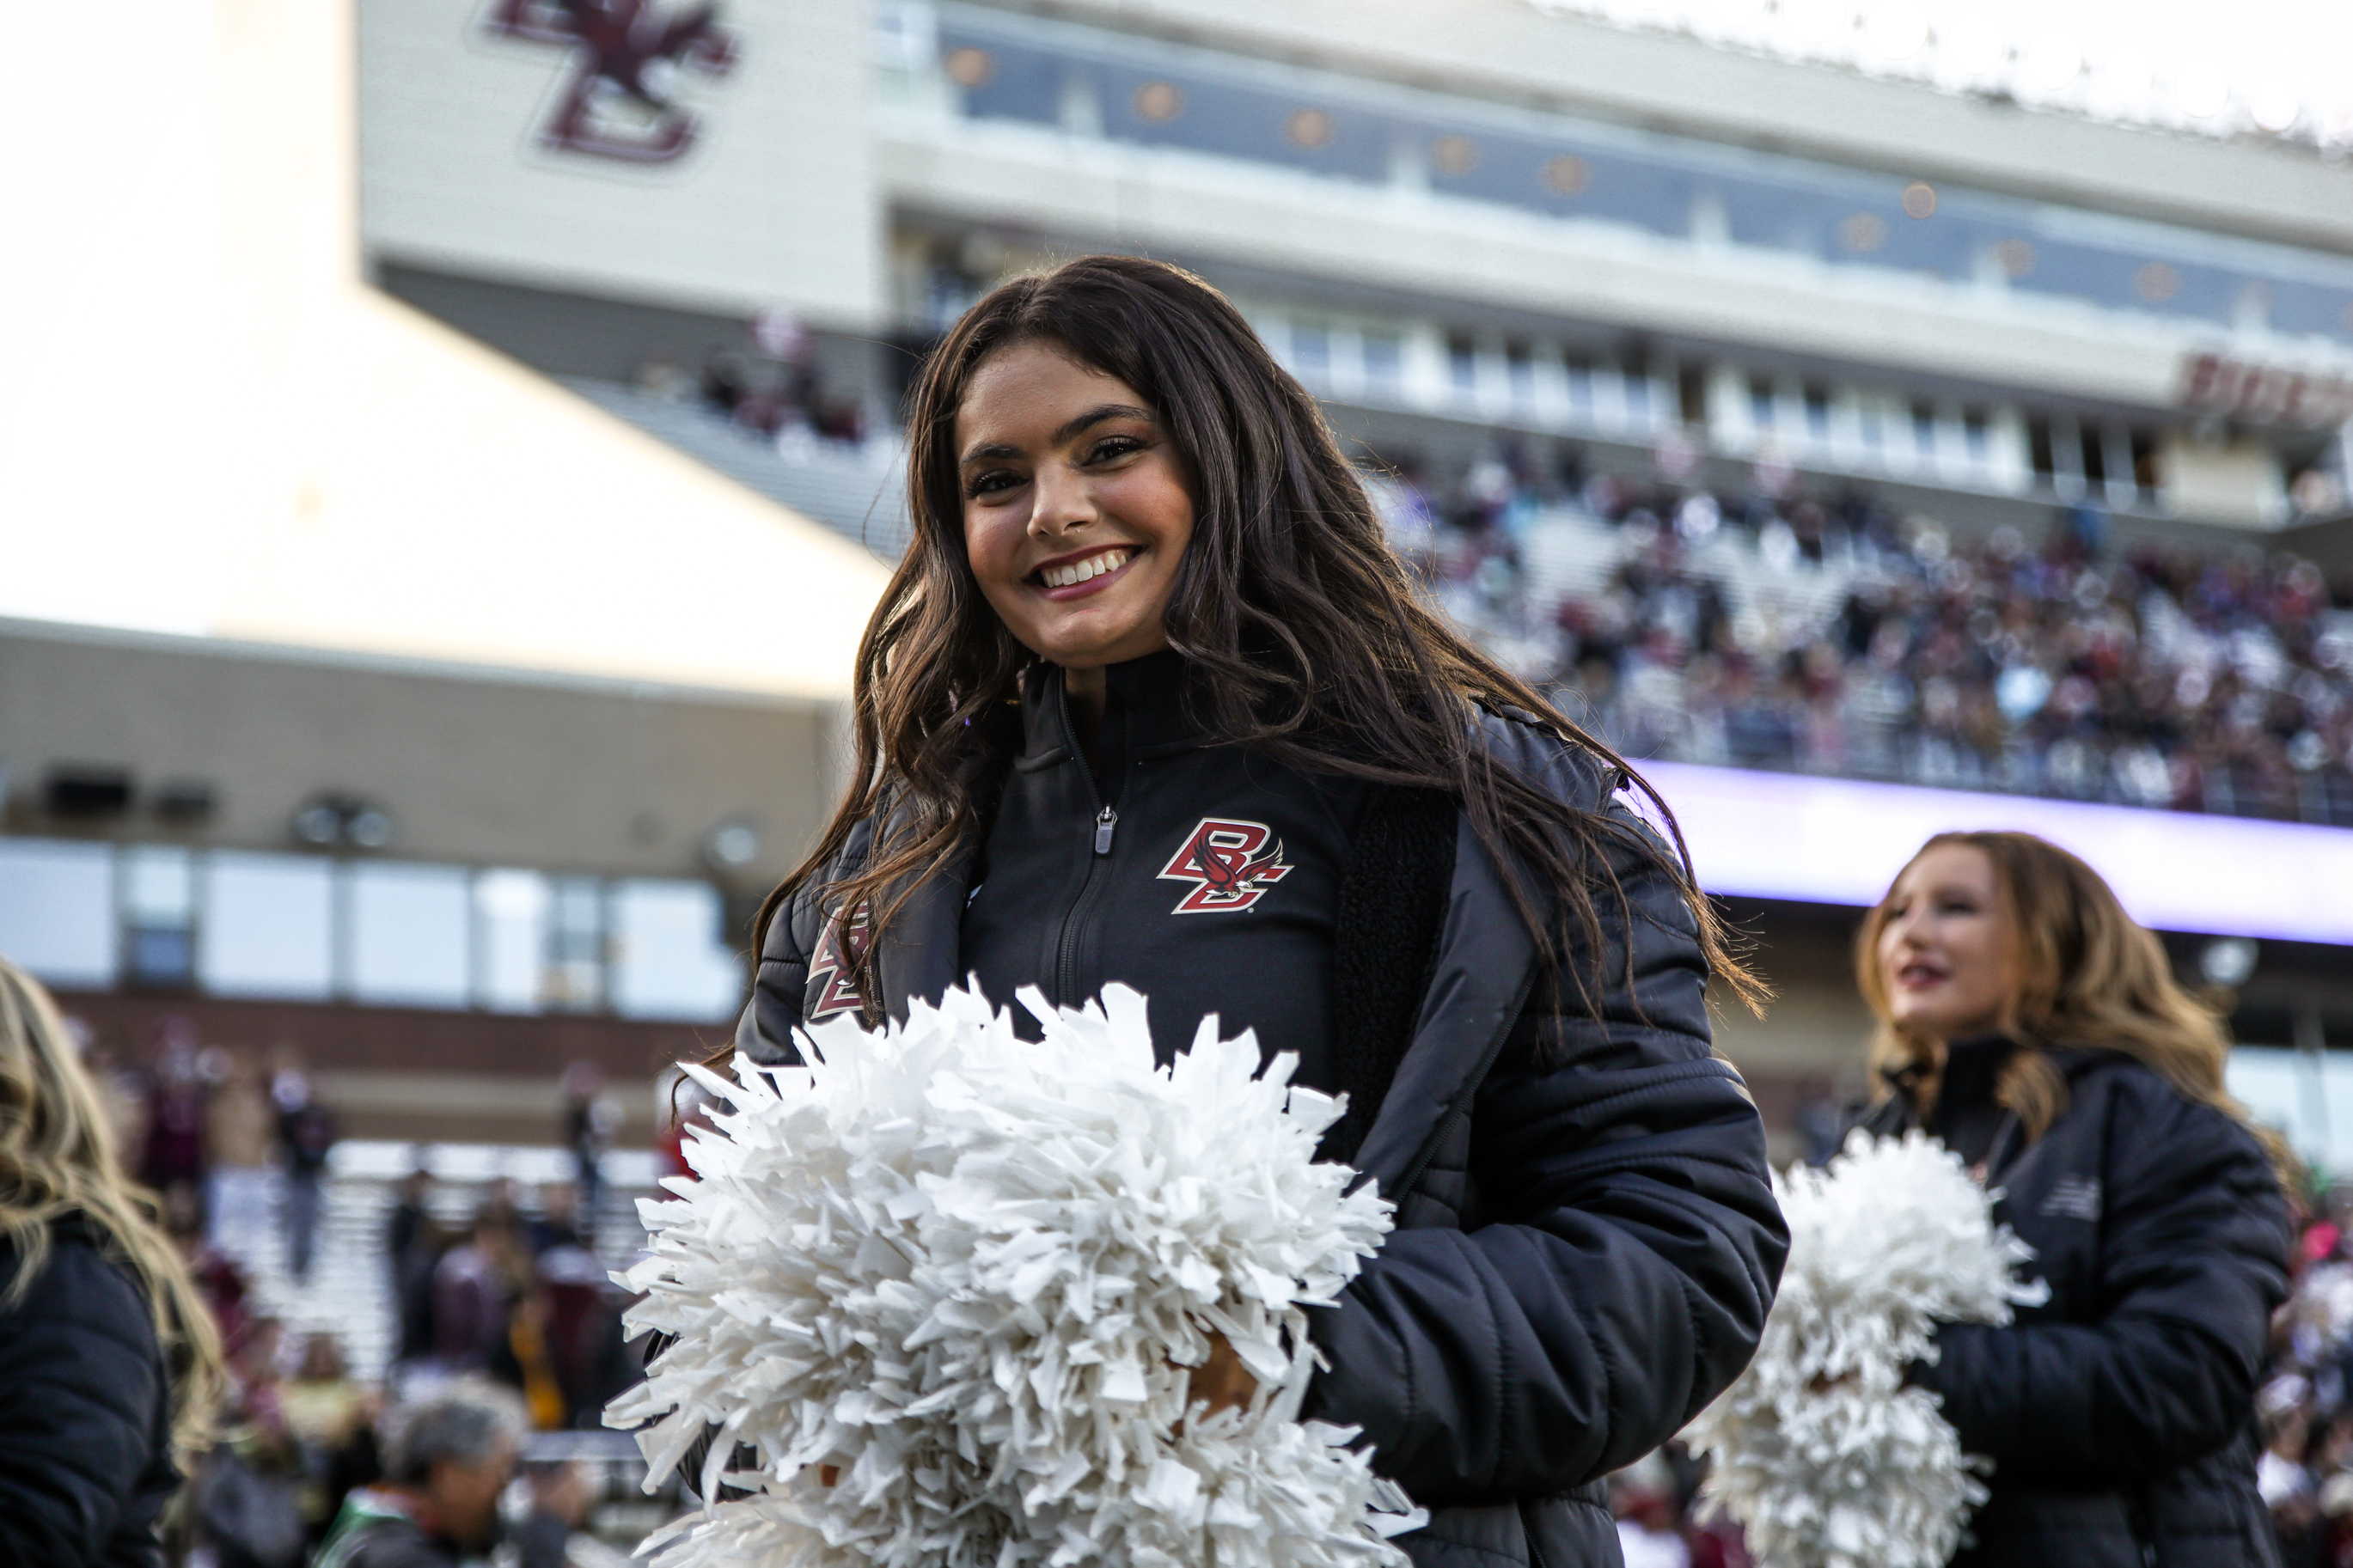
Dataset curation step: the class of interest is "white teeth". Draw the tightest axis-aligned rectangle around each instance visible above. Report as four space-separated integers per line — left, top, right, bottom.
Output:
1043 549 1131 588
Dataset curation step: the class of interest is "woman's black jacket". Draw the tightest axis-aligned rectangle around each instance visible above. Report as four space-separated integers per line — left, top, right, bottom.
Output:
0 1220 180 1568
1862 1044 2290 1568
736 705 1788 1567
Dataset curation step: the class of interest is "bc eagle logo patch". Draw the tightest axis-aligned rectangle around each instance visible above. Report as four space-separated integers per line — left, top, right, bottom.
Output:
805 901 871 1020
1157 819 1293 913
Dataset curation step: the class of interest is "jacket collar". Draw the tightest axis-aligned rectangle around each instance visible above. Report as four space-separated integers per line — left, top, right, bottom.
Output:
1017 652 1208 763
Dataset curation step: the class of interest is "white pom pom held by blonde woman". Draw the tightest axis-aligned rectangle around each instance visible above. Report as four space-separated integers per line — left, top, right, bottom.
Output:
1683 1130 2046 1568
608 982 1422 1568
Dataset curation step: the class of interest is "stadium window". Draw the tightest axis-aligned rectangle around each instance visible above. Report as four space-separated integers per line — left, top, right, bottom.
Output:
1858 397 1885 450
2078 425 2108 489
1507 339 1537 409
348 862 472 1009
1911 400 1937 455
122 845 196 990
1678 365 1708 429
2028 417 2057 481
0 838 116 989
609 880 743 1023
1749 375 1776 429
1963 407 1991 463
1446 333 1478 394
1802 382 1832 441
199 852 334 1000
2130 430 2160 502
474 869 550 1013
1565 353 1596 412
547 876 606 1013
1361 332 1402 389
1622 368 1653 425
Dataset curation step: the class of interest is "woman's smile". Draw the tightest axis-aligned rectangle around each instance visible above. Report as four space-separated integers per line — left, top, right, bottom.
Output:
1030 544 1140 597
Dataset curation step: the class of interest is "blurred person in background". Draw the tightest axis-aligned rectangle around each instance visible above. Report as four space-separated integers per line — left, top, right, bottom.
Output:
523 1180 583 1257
313 1381 523 1568
280 1332 382 1549
385 1165 447 1373
200 1047 275 1272
68 1020 146 1176
431 1207 525 1376
138 1018 207 1219
511 1455 629 1568
270 1056 334 1283
1855 831 2291 1566
190 1315 307 1568
0 955 227 1566
560 1062 613 1234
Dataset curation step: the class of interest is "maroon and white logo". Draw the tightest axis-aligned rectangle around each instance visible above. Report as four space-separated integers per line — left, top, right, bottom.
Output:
484 0 739 165
1157 819 1294 914
805 900 871 1021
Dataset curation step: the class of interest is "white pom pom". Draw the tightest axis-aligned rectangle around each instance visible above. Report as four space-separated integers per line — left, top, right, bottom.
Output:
1683 1129 2044 1568
609 982 1422 1568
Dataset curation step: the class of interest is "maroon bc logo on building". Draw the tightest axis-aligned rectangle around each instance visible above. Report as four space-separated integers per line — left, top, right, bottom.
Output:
484 0 738 164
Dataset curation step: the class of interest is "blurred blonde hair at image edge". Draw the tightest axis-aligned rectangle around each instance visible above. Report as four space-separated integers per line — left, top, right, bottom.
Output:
1855 830 2294 1187
0 954 227 1458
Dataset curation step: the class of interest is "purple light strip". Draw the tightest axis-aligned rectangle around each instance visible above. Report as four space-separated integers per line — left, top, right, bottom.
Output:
1638 761 2353 946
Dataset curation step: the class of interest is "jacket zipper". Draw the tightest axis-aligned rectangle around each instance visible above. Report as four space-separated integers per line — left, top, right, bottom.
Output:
1519 1510 1550 1568
1051 675 1118 1002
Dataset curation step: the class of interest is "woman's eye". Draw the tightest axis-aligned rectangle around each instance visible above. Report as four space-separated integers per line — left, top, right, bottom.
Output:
965 470 1020 498
1087 436 1144 464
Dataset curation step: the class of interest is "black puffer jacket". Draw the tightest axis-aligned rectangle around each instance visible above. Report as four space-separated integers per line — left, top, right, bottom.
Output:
739 693 1788 1567
1865 1043 2290 1568
0 1222 180 1568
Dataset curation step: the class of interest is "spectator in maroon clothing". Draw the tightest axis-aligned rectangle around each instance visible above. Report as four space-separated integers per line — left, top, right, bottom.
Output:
139 1019 208 1197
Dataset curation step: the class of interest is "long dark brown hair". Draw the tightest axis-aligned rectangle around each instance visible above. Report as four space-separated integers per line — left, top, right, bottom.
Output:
1859 830 2289 1184
760 254 1759 1026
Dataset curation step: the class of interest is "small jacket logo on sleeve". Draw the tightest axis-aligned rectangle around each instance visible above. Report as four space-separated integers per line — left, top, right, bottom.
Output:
2038 1174 2102 1222
806 901 871 1020
1157 819 1293 913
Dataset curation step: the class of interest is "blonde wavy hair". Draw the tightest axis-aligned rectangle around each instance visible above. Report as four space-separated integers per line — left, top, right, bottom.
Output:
1855 831 2289 1184
0 955 226 1461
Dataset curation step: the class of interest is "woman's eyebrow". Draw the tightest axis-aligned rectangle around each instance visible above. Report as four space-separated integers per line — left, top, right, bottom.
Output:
958 403 1155 466
1052 403 1154 444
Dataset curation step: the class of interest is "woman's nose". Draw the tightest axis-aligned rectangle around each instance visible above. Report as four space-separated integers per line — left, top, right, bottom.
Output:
1029 466 1096 537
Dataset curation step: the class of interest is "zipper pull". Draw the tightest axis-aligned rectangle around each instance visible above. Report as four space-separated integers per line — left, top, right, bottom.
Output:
1093 806 1117 856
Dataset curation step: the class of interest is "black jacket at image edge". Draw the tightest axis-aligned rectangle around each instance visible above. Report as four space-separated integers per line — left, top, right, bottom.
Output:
0 1223 180 1568
738 706 1790 1568
1866 1046 2292 1568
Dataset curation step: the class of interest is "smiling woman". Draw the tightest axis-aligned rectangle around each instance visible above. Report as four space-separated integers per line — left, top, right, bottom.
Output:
722 254 1788 1567
1854 831 2291 1568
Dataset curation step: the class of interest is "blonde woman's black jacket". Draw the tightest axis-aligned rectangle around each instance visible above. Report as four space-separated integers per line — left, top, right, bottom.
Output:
1861 1042 2290 1568
0 1221 179 1568
735 678 1788 1568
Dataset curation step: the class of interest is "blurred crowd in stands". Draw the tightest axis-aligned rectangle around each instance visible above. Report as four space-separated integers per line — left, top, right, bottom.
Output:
2236 1191 2353 1565
76 1016 338 1290
1381 444 2353 827
56 1007 662 1565
632 307 872 449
